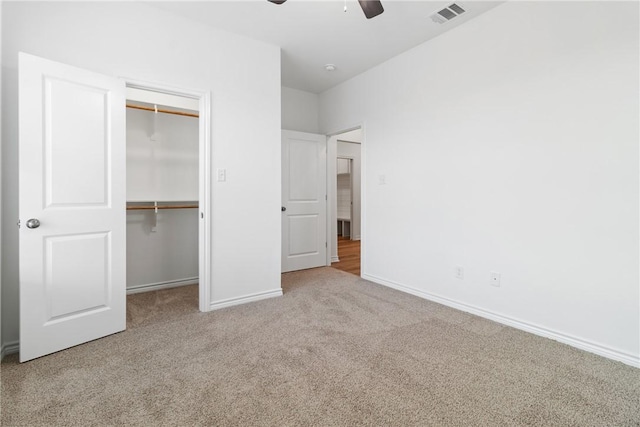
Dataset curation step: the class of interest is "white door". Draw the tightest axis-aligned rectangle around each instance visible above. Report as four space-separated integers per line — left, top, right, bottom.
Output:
19 53 126 362
281 130 327 272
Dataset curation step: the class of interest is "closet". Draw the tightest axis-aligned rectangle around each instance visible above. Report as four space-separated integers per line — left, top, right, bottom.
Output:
125 89 200 295
336 158 352 239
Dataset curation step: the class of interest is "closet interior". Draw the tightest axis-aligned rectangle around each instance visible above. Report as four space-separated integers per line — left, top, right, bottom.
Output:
336 158 352 239
125 88 200 297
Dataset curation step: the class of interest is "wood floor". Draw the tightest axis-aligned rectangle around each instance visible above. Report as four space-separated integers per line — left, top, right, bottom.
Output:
331 236 361 276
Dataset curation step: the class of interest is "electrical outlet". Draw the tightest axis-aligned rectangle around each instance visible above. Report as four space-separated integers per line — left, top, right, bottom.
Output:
378 174 386 185
455 265 464 280
490 271 501 287
217 168 226 182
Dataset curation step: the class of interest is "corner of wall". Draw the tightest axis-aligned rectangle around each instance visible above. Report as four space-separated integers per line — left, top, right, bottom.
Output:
281 86 320 134
1 341 19 361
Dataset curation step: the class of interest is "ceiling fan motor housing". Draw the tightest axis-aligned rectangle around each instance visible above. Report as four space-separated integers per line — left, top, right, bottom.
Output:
267 0 385 20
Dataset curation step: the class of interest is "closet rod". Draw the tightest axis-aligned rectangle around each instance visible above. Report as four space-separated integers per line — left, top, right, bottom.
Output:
126 204 199 211
126 104 199 118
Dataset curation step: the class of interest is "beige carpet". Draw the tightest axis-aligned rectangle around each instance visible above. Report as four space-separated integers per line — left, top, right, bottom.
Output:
1 267 638 426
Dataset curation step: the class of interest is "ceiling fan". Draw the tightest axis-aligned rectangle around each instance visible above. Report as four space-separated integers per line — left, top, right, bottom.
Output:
268 0 384 20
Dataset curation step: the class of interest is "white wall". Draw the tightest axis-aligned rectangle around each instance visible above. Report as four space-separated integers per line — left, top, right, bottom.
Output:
337 129 362 144
1 2 282 349
126 108 199 291
127 108 199 202
127 209 199 290
320 2 639 366
282 86 319 133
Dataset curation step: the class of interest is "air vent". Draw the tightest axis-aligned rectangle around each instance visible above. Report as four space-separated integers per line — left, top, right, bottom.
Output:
448 3 466 15
438 8 457 20
430 3 466 24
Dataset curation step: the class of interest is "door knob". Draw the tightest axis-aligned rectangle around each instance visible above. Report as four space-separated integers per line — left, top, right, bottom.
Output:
26 218 40 229
281 206 286 212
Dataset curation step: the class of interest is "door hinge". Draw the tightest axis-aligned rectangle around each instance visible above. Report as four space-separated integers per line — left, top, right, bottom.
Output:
325 194 327 200
17 219 21 228
325 241 327 248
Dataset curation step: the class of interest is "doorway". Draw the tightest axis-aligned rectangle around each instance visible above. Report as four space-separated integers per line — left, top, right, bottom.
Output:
124 87 204 324
127 80 213 312
17 53 212 361
329 129 362 276
126 80 213 312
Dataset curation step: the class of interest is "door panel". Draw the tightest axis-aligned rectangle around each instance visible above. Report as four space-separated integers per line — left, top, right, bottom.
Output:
19 53 126 362
45 232 110 320
289 140 319 200
45 77 110 206
281 130 326 272
289 215 319 255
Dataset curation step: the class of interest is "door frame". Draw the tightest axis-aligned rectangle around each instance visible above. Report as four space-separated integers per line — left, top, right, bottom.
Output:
125 78 212 313
325 124 365 272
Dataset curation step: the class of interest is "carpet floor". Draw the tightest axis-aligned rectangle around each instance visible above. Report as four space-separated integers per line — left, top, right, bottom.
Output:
1 267 639 426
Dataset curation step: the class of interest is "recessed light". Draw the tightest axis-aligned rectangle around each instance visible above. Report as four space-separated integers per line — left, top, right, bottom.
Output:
324 64 337 72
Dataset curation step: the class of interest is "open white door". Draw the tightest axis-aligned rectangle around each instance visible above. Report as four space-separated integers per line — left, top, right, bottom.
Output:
19 53 126 362
281 130 327 272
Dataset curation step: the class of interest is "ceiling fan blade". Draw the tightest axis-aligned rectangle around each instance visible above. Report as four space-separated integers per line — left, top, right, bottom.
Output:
357 0 384 19
268 0 287 4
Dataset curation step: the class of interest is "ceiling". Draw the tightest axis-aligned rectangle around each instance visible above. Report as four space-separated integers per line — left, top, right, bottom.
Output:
151 1 505 94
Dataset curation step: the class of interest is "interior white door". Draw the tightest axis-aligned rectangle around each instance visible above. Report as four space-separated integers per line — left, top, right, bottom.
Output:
281 130 327 272
19 53 126 362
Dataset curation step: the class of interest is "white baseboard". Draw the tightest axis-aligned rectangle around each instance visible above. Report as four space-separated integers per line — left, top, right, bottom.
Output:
126 277 199 295
362 273 640 368
331 256 340 263
209 288 283 311
1 341 19 361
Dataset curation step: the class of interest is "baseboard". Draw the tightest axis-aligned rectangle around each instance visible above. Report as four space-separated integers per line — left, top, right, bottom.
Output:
362 273 640 368
209 288 283 311
1 341 19 361
331 256 340 263
126 277 199 295
353 236 361 241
